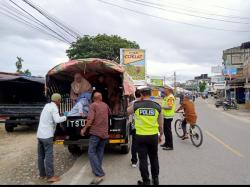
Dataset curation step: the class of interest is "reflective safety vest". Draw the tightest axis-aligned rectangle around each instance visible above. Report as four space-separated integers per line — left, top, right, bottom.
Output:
134 100 162 136
162 94 176 119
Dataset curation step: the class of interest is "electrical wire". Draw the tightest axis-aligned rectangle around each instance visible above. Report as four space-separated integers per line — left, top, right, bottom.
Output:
0 9 67 43
8 0 71 44
125 0 250 25
22 0 80 39
0 1 50 31
22 0 81 38
97 0 250 32
135 0 250 21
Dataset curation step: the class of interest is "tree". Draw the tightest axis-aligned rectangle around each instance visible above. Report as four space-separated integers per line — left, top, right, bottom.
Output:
199 81 207 93
16 56 23 73
15 57 32 76
66 34 140 62
24 69 31 76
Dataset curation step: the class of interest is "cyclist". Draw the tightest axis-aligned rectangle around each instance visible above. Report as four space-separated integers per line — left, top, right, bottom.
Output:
176 95 197 140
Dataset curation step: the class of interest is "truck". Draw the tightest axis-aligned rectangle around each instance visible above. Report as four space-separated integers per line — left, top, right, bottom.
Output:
45 58 136 155
0 73 46 132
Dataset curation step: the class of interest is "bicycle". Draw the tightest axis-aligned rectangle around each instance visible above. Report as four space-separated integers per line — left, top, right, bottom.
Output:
174 112 203 147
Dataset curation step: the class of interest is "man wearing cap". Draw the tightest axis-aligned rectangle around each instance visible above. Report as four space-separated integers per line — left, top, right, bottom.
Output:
127 86 164 185
161 86 176 151
37 93 67 183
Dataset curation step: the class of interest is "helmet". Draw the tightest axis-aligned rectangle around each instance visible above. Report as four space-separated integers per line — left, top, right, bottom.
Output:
137 86 152 96
137 86 152 92
165 85 174 90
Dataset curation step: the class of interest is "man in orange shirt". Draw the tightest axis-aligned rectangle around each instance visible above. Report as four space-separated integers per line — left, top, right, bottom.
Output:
176 95 197 140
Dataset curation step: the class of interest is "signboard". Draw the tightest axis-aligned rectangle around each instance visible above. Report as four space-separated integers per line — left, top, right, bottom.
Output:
223 68 237 75
150 78 164 87
120 49 146 81
211 66 222 74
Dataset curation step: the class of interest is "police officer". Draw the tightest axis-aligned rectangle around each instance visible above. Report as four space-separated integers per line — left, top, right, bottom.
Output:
127 86 164 185
161 85 176 151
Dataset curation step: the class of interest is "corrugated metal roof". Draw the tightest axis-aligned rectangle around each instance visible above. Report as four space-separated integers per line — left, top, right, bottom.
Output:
0 72 45 84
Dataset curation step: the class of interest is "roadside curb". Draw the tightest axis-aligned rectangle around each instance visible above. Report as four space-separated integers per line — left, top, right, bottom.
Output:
54 155 90 185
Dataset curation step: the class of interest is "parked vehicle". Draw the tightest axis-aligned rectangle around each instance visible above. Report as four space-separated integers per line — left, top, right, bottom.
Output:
0 74 46 132
223 99 239 110
45 59 136 155
215 98 224 108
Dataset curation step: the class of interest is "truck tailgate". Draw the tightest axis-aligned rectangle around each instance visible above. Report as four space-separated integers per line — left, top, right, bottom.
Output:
0 104 44 117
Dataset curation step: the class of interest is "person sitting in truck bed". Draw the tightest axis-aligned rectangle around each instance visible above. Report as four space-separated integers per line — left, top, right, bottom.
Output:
92 75 108 104
70 73 93 103
68 93 90 118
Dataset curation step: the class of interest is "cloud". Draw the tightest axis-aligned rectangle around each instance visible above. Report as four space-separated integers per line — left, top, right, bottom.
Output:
0 0 249 82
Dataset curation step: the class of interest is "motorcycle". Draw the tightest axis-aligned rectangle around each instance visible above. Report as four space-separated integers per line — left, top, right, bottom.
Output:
215 99 224 108
223 99 239 111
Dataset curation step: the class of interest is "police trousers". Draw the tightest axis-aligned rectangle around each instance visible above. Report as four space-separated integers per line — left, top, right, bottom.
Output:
164 118 174 148
136 134 159 183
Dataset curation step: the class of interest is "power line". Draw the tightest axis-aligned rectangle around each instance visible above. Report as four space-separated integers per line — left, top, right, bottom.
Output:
182 0 249 13
97 0 250 32
8 0 71 44
125 0 250 25
0 1 70 43
0 1 50 31
22 0 81 38
22 0 80 39
0 9 66 43
136 0 250 21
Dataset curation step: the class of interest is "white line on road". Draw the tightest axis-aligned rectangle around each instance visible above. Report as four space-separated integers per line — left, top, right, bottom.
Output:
205 130 245 159
69 162 90 185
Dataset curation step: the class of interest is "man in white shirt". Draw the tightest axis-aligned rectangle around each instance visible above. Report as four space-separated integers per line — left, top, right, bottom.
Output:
37 93 67 183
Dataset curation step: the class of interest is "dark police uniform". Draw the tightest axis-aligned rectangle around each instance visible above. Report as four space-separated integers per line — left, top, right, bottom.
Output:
134 99 162 185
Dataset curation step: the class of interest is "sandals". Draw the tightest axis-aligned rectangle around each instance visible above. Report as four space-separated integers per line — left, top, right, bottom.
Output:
90 178 104 185
182 135 189 140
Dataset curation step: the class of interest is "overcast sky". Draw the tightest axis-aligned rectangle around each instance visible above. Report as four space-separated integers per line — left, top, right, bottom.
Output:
0 0 249 82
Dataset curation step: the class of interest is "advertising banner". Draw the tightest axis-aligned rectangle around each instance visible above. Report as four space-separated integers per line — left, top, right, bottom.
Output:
150 78 164 87
120 49 146 81
223 68 237 75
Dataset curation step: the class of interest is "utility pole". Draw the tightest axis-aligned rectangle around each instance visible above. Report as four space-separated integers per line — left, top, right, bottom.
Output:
174 72 177 94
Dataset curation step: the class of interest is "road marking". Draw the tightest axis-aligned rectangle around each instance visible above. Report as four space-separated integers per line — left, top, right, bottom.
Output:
205 130 245 159
70 162 90 185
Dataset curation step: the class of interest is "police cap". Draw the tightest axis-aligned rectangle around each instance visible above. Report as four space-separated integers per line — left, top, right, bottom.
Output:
137 86 152 92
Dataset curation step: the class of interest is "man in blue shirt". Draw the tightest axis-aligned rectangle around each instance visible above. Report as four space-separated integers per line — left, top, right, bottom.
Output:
68 94 90 117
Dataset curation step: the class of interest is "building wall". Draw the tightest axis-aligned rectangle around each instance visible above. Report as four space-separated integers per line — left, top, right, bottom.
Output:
222 45 250 104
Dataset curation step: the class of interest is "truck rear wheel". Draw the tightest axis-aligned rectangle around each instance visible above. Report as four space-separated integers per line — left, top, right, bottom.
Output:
120 135 131 154
120 144 130 154
68 145 82 156
5 125 14 132
5 123 14 133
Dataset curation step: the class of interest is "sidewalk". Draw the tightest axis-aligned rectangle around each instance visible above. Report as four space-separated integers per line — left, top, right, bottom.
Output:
203 97 250 122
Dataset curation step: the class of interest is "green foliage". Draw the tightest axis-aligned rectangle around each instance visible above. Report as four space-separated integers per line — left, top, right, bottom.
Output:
15 57 32 76
16 56 23 73
199 81 207 93
24 69 31 76
66 34 140 63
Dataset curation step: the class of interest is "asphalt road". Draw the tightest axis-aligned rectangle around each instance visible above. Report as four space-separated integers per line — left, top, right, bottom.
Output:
55 98 250 185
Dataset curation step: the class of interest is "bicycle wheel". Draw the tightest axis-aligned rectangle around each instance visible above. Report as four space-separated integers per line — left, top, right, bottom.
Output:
174 119 184 138
190 125 203 147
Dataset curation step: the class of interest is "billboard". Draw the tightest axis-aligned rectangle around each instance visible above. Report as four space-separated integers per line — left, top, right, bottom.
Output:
223 68 237 75
120 49 146 81
150 78 164 87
